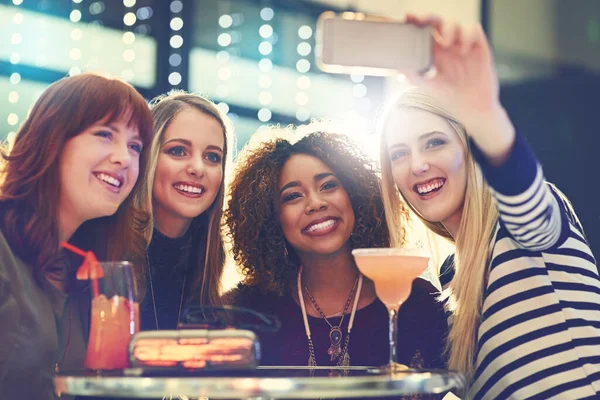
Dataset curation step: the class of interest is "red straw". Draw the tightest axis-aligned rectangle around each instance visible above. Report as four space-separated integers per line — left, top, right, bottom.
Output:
60 241 103 298
61 241 86 257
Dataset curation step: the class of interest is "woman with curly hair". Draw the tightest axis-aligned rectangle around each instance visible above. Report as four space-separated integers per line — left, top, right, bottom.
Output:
223 130 448 370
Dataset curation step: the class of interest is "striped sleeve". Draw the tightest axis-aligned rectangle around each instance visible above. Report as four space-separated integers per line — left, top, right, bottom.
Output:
470 133 562 251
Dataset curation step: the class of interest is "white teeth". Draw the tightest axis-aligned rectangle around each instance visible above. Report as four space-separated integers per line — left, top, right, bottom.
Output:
96 173 121 188
417 180 443 194
306 219 336 233
174 184 203 194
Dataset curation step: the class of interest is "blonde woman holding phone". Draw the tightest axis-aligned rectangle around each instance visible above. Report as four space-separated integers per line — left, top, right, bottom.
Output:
379 15 600 399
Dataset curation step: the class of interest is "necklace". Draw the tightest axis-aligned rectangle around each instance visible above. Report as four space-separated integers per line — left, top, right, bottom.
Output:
297 266 363 374
304 276 359 361
148 263 188 330
147 230 192 330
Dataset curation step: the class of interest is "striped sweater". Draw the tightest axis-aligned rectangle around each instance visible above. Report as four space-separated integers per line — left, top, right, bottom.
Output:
463 133 600 399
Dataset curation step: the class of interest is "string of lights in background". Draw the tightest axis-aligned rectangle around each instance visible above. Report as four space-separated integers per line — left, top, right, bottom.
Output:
223 10 244 126
257 6 274 126
69 0 83 76
7 0 24 143
121 0 137 83
295 24 312 123
168 12 184 86
168 0 183 87
0 0 383 149
215 1 233 119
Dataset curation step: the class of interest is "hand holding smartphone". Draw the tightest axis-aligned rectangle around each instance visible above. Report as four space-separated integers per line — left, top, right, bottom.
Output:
315 12 433 77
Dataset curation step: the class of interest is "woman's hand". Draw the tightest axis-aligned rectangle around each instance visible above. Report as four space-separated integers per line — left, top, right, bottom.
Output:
403 14 516 166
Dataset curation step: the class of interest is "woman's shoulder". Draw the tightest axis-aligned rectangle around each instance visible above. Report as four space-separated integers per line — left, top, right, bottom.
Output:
546 182 587 237
404 277 445 317
439 254 455 289
412 277 441 297
0 228 25 276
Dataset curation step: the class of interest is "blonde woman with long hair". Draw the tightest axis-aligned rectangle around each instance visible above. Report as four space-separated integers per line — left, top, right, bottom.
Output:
379 15 599 400
139 91 233 331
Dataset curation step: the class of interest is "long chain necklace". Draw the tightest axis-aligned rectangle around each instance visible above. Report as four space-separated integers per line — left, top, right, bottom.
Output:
297 266 363 375
148 261 188 330
304 276 359 361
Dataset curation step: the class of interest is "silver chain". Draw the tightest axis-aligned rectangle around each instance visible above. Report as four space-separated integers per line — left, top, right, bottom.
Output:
148 254 188 330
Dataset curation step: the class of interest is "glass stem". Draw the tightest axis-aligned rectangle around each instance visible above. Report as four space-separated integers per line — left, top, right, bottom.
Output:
388 307 398 366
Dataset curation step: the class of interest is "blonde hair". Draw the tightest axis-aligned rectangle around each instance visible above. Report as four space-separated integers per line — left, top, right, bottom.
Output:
379 89 499 380
146 90 234 305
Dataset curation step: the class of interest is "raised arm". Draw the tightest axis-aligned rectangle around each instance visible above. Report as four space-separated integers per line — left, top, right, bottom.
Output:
403 15 564 250
470 132 563 250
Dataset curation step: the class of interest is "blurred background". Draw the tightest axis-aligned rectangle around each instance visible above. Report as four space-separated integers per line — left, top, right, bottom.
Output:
1 0 598 258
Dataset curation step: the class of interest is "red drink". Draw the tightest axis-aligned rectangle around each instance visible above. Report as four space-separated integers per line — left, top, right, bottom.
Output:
85 295 139 370
84 261 139 371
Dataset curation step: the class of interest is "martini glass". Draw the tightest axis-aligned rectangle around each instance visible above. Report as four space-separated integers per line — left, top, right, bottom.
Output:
352 248 429 374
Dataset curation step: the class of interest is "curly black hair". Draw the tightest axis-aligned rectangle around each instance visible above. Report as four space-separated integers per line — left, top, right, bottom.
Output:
225 131 396 295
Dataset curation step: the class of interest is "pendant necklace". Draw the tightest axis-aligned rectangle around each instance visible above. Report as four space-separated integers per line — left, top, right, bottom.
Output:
297 266 363 373
304 275 359 360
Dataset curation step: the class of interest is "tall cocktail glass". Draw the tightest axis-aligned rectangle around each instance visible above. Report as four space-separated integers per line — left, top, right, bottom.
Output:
352 248 429 374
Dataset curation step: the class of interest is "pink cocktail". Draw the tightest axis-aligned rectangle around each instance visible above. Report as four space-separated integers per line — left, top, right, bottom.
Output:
84 261 139 371
352 248 429 373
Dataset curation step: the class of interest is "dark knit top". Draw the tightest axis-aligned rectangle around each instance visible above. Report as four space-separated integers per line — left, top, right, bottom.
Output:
140 228 193 331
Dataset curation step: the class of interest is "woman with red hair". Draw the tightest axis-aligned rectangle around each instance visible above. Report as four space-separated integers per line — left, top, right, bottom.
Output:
0 73 153 399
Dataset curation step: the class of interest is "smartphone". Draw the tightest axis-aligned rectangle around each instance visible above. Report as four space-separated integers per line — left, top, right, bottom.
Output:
316 12 433 76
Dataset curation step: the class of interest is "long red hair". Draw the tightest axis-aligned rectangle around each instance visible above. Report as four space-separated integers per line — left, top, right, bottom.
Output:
0 73 153 294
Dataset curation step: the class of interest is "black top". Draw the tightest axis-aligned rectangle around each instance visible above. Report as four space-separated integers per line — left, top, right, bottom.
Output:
140 229 193 331
222 278 448 370
439 255 455 289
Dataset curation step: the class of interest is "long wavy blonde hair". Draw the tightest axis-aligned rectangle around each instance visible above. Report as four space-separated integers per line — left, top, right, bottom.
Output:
144 90 234 305
379 89 499 380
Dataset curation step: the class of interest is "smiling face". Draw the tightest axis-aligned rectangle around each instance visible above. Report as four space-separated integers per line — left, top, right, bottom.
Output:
152 108 225 236
277 154 355 258
58 118 143 228
385 107 467 229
